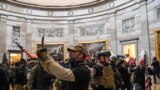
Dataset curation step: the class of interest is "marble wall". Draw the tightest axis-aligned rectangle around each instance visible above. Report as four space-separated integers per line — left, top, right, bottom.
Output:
0 0 160 64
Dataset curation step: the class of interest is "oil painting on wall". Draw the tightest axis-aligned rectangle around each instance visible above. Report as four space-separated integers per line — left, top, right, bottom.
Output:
37 43 65 61
79 41 107 59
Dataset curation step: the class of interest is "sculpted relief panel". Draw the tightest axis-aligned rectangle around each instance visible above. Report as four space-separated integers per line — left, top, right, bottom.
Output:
12 26 20 48
122 17 135 33
157 7 160 21
79 24 104 36
37 28 63 37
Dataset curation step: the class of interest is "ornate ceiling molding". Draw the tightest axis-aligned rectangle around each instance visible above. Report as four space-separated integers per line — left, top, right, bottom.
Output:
4 0 108 10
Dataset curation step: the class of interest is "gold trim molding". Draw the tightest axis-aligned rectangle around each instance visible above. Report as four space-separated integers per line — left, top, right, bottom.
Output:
78 39 108 50
154 30 160 60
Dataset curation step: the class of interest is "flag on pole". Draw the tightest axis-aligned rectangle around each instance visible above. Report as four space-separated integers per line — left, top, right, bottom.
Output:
15 42 38 59
143 52 152 90
145 75 152 90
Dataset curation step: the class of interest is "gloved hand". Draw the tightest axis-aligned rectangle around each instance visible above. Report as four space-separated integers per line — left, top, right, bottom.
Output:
36 47 48 59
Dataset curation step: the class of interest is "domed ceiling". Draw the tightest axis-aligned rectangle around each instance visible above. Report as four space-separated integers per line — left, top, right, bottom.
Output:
5 0 106 9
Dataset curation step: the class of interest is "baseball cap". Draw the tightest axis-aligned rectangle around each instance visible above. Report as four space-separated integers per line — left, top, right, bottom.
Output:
67 45 86 54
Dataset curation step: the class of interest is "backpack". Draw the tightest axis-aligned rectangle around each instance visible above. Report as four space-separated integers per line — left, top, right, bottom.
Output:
15 64 27 85
33 65 55 89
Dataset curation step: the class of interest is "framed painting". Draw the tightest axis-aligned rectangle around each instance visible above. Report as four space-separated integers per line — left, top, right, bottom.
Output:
37 43 66 61
78 40 108 59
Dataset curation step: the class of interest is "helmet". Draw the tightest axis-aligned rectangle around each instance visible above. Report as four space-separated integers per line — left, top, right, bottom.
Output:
98 50 111 60
110 56 117 62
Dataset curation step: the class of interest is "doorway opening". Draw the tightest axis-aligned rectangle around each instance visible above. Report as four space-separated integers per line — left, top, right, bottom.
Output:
122 43 137 62
8 50 23 64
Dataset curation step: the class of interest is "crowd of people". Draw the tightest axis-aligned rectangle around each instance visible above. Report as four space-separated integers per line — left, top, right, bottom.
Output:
0 45 159 90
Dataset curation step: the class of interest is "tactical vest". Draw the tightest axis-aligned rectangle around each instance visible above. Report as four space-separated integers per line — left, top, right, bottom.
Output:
93 65 115 88
33 65 55 89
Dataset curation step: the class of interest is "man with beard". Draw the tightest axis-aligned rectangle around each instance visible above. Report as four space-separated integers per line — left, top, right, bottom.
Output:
36 45 90 90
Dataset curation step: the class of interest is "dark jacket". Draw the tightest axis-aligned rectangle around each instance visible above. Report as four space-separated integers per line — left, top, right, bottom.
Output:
14 64 27 85
151 60 160 72
133 66 145 90
60 63 90 90
118 65 131 86
33 65 55 89
27 64 55 90
0 64 9 90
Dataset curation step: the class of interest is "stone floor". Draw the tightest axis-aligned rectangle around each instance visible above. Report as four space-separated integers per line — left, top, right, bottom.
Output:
10 76 160 90
152 83 160 90
151 75 160 90
53 77 160 90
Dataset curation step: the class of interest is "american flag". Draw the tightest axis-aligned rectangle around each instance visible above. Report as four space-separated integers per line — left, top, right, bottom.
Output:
15 42 38 59
145 75 152 90
144 53 152 90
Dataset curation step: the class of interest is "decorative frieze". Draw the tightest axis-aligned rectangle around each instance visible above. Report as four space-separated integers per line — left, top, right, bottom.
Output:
12 26 20 48
79 24 104 36
156 7 160 21
37 28 63 37
122 17 135 33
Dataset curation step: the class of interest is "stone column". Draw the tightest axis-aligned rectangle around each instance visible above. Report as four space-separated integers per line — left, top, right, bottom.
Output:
67 20 75 47
109 12 117 55
0 14 7 62
139 1 151 64
21 19 33 59
25 19 33 51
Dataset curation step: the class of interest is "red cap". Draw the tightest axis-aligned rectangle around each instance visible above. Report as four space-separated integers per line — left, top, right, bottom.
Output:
140 59 145 65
